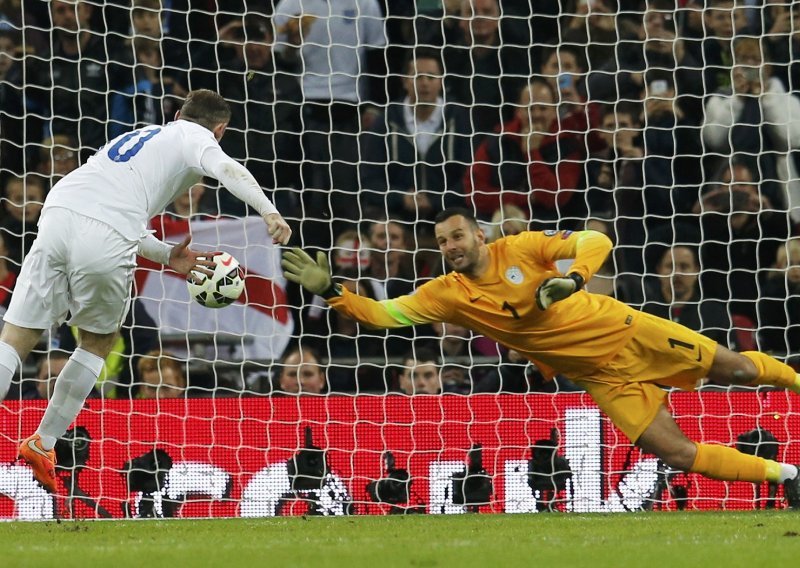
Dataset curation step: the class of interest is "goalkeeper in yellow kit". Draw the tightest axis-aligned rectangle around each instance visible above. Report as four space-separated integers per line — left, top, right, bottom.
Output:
283 208 800 505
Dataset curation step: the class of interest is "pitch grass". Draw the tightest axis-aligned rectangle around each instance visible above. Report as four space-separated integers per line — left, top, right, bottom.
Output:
1 512 800 568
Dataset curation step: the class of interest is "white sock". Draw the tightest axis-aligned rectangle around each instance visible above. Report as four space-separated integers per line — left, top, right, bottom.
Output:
36 348 104 450
0 340 21 401
781 464 799 483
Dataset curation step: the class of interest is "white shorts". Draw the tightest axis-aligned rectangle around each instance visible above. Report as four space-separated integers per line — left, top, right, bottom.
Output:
4 207 139 334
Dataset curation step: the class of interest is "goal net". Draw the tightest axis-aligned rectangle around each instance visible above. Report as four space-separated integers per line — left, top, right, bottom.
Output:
0 0 798 519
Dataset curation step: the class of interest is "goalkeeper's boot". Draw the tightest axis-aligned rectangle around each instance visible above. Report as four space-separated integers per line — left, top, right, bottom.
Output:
783 470 800 509
19 434 58 494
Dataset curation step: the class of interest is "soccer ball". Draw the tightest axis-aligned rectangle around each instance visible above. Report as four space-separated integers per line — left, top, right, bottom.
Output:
187 252 245 309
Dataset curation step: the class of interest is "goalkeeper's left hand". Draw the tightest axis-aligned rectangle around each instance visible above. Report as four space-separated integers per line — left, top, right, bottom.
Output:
536 273 584 310
281 248 336 297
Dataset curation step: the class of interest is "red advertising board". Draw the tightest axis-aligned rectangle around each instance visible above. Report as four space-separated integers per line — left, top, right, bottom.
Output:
0 391 796 519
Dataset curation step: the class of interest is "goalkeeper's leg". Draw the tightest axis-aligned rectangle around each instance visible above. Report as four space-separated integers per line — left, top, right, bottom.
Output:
706 346 799 392
637 407 800 505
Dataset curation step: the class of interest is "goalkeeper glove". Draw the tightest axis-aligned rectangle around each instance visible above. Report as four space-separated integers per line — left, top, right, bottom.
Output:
535 273 585 310
281 248 341 298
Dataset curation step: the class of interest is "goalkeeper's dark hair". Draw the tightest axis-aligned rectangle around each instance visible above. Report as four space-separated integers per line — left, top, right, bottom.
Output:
435 208 481 231
179 89 232 131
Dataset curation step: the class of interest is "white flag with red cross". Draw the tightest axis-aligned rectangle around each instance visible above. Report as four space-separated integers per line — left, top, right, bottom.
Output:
135 215 293 361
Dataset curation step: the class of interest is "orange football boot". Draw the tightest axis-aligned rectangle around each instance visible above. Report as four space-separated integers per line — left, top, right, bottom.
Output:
19 434 58 494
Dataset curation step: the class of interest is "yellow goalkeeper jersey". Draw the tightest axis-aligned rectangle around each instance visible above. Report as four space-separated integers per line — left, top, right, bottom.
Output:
327 230 641 379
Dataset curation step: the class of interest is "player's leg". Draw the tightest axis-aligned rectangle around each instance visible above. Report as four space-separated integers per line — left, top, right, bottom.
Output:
21 211 137 492
636 405 786 482
0 323 44 400
637 405 800 505
706 345 798 391
0 209 72 400
34 329 116 450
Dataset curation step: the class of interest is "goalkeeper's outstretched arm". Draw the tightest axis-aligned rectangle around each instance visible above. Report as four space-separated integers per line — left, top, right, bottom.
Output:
281 248 437 329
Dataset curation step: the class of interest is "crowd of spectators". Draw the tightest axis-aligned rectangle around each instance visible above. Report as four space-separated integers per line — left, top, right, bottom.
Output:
0 0 799 398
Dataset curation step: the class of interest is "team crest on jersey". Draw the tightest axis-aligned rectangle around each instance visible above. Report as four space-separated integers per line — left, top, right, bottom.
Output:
505 266 524 284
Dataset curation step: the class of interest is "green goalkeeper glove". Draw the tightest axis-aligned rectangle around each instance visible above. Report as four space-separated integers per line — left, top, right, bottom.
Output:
281 248 341 298
535 273 585 310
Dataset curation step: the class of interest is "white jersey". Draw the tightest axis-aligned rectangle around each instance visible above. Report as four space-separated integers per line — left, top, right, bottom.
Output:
43 120 277 241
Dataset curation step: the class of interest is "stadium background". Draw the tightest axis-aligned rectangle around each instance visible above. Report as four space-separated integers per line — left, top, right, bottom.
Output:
0 0 798 518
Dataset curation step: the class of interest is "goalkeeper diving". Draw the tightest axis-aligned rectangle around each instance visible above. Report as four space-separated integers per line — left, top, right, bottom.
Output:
283 207 800 505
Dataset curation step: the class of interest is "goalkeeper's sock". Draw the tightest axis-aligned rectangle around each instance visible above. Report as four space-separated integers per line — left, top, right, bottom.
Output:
0 340 20 400
741 351 798 391
36 348 103 451
690 443 767 482
765 461 799 484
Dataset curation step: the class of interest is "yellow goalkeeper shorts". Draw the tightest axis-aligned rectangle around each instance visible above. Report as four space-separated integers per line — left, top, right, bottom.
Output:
570 311 718 443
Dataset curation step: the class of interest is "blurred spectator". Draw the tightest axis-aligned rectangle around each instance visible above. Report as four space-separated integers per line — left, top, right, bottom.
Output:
562 0 640 76
31 351 69 400
0 0 47 54
331 228 372 275
36 134 80 186
193 16 302 215
136 350 187 399
586 104 643 218
168 181 210 219
440 0 532 139
323 268 387 392
584 0 703 122
486 203 528 243
364 219 433 354
642 244 741 349
539 45 604 155
396 346 441 395
275 344 327 395
618 72 702 275
0 29 29 176
301 229 385 390
365 218 420 299
27 0 116 156
431 321 504 394
124 0 191 90
702 36 800 218
641 72 703 220
764 2 800 94
0 174 44 270
360 47 472 235
464 79 585 227
108 37 184 139
683 0 751 95
695 160 790 319
273 0 387 248
758 237 800 355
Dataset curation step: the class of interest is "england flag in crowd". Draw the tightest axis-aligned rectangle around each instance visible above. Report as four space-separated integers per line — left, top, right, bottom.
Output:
136 216 293 361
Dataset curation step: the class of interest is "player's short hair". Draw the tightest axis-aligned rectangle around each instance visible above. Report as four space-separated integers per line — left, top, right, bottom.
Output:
435 207 480 231
179 89 232 131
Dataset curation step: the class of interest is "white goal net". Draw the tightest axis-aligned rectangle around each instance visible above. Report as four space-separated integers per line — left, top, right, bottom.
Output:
0 0 798 518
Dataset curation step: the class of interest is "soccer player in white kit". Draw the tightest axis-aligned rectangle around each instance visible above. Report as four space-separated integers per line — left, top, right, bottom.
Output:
0 89 292 493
